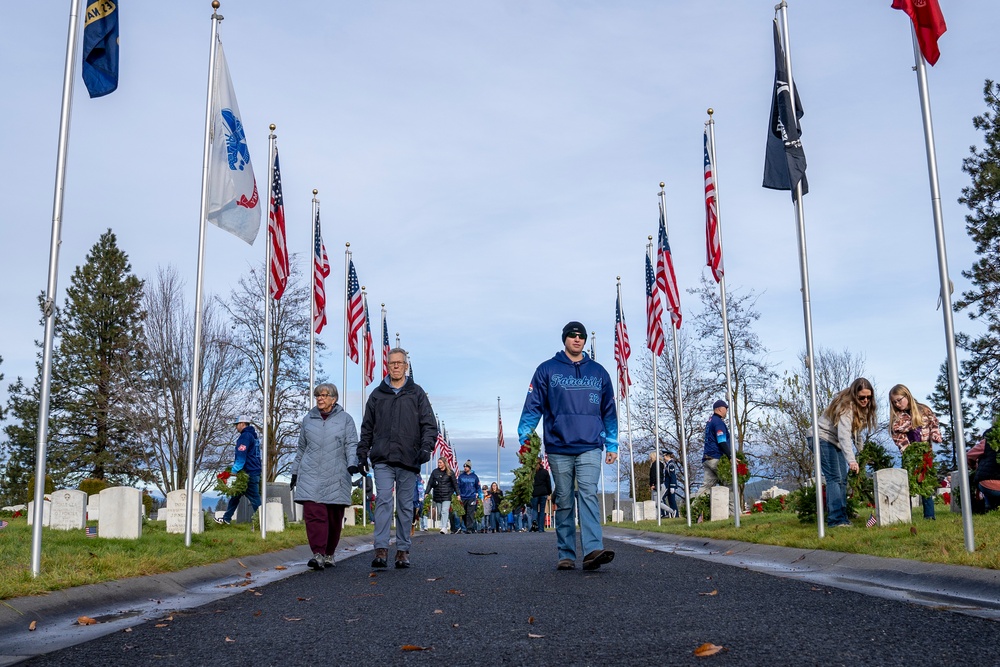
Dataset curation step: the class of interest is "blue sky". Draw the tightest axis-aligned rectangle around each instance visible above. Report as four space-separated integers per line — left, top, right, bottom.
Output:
3 2 998 485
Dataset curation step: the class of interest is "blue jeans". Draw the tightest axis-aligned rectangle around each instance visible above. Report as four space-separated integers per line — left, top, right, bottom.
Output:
548 448 603 561
818 439 849 526
223 474 261 522
531 495 547 531
979 484 1000 511
372 464 417 552
489 512 504 532
921 495 936 519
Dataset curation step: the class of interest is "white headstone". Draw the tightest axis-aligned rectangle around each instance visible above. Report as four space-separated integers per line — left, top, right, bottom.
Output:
611 509 624 523
87 494 100 521
344 505 357 526
948 472 961 513
265 500 285 532
98 487 143 539
874 468 911 526
26 499 51 526
165 489 204 534
640 500 656 521
710 486 731 521
50 489 87 530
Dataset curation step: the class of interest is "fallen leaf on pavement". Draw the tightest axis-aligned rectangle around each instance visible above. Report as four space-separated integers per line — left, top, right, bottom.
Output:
297 597 312 601
693 643 725 657
467 551 498 556
225 637 236 643
434 610 443 614
238 560 246 568
426 577 443 581
646 549 655 552
724 550 734 556
165 615 173 621
452 623 459 628
528 616 535 624
253 591 262 596
253 611 262 617
244 572 252 578
369 572 377 578
528 633 544 639
123 627 132 633
699 590 719 597
445 589 464 595
275 565 287 571
401 644 432 651
28 621 37 631
284 617 302 622
155 624 168 628
77 616 98 626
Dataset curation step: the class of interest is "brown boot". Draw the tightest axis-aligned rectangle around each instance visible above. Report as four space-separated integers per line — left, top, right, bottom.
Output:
394 551 411 569
371 548 388 569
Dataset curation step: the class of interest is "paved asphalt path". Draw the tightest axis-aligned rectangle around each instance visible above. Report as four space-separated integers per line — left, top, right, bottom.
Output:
16 530 1000 666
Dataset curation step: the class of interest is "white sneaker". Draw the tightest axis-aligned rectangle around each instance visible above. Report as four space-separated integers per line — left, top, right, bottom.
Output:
440 527 450 534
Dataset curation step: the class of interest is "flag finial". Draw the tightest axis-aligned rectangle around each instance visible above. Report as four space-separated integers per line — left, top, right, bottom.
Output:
648 235 653 241
707 107 714 116
345 241 350 247
616 275 621 280
659 182 665 188
313 189 318 195
212 1 220 9
269 123 276 131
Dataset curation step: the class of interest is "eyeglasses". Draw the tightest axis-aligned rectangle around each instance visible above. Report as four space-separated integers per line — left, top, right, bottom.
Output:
315 393 332 398
890 396 906 405
388 361 406 367
566 333 585 340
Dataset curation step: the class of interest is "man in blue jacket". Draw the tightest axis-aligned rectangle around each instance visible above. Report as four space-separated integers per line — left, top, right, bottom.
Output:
698 399 732 497
518 321 618 571
216 415 262 525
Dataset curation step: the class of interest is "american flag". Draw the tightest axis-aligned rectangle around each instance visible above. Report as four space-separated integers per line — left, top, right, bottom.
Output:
866 513 878 528
498 405 505 449
656 203 682 328
614 292 632 400
362 294 375 386
541 454 550 472
645 252 665 356
312 206 331 334
381 312 391 379
268 147 289 300
435 430 457 469
346 260 364 363
704 130 724 283
697 513 704 524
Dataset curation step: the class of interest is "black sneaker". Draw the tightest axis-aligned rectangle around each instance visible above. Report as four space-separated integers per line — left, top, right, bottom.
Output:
214 517 230 526
582 549 615 570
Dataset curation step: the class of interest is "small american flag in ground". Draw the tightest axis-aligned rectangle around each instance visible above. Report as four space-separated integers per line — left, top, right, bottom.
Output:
866 513 877 528
0 520 8 530
86 526 98 538
697 513 704 524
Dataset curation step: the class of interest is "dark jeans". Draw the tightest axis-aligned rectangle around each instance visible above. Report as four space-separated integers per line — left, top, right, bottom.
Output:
223 474 261 522
921 495 936 519
461 498 478 533
301 501 346 555
531 495 547 531
980 484 1000 511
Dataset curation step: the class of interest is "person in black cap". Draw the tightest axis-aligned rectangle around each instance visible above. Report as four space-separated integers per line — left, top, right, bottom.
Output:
517 321 619 571
697 399 732 497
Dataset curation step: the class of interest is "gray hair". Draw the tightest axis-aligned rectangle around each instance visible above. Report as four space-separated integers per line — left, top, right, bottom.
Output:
388 347 408 360
314 383 338 400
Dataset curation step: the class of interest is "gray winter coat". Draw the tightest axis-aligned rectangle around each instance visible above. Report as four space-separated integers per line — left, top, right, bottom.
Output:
291 404 359 505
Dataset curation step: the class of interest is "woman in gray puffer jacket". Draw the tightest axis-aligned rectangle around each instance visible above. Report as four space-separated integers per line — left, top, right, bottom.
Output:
290 383 358 571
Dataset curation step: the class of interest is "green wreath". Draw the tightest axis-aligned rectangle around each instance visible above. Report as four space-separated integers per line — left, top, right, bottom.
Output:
213 468 249 498
717 452 750 487
901 442 937 498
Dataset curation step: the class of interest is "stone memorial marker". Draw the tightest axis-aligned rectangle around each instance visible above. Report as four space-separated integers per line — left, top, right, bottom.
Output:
98 487 142 539
166 489 203 534
611 509 624 523
265 499 285 532
87 494 100 521
948 472 961 513
874 468 911 526
710 486 731 521
27 499 52 527
344 505 358 527
640 500 656 521
50 489 87 530
266 482 294 525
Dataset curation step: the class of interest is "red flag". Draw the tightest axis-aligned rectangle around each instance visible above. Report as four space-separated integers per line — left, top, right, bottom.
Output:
362 294 375 386
704 130 723 283
346 260 364 363
614 293 632 399
312 206 330 334
268 147 289 299
892 0 946 66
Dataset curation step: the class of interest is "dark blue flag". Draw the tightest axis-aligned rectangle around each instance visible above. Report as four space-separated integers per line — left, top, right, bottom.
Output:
762 19 807 197
82 0 120 98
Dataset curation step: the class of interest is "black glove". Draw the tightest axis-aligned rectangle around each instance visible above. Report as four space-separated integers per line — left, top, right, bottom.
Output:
289 474 297 491
418 448 432 464
358 459 370 475
347 465 359 475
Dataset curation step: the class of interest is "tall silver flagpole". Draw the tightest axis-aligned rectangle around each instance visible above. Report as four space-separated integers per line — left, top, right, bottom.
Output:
361 287 369 416
396 332 401 348
184 1 224 548
30 0 84 577
658 186 692 527
648 238 662 527
777 1 824 538
705 115 740 526
907 24 975 552
343 244 351 414
497 397 502 486
616 278 638 516
309 190 318 399
380 304 387 380
260 126 277 539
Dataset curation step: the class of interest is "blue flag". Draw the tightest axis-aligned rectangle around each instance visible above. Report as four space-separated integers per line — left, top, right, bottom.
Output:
762 19 807 197
82 0 120 98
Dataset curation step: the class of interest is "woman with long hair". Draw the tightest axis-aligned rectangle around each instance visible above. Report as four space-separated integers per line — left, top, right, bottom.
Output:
488 482 505 533
810 378 877 527
888 383 943 520
425 457 459 534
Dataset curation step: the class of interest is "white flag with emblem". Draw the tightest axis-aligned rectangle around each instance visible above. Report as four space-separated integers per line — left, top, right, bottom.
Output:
206 39 261 245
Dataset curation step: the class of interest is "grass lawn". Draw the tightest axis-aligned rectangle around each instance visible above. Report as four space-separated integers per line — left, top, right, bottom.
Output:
0 516 372 601
617 506 1000 570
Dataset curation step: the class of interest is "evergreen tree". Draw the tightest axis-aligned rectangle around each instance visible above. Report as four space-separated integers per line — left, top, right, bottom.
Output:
926 361 976 474
957 80 1000 418
50 230 150 484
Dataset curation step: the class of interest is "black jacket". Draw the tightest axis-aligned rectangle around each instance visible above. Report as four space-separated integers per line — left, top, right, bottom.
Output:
357 377 438 473
532 467 553 498
426 467 459 502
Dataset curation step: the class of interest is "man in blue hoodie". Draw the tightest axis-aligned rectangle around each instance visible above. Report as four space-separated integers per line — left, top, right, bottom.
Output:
216 415 262 525
698 399 732 498
518 321 619 571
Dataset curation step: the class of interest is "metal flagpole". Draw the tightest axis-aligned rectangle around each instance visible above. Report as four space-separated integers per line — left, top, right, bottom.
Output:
380 304 387 380
260 126 277 539
309 191 318 399
614 390 621 521
617 278 638 517
659 185 692 527
593 331 605 523
705 115 739 527
777 1 824 538
497 397 502 486
183 2 224 548
30 0 84 576
360 287 368 414
907 23 975 552
343 244 351 414
396 332 401 348
648 238 662 527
